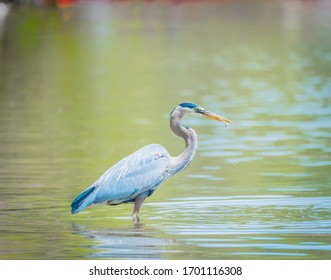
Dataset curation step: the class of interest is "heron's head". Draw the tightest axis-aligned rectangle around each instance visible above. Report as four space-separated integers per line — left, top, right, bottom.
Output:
171 102 232 127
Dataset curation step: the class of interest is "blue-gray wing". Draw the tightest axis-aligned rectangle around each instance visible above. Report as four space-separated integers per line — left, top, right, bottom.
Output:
71 144 170 213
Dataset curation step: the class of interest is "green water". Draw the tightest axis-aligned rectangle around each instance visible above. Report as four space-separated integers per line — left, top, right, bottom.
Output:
0 1 331 260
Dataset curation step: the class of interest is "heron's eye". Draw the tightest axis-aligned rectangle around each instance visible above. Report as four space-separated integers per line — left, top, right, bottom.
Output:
195 107 205 114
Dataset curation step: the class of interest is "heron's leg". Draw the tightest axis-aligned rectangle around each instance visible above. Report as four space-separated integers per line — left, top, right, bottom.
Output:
133 196 146 223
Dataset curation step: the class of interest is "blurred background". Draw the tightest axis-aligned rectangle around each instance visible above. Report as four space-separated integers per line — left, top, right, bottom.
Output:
0 0 330 259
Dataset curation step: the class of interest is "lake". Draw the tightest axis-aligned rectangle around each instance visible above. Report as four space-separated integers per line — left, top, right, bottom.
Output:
0 0 331 260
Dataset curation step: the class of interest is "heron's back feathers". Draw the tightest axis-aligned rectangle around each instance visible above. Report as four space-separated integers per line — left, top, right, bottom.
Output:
70 144 171 214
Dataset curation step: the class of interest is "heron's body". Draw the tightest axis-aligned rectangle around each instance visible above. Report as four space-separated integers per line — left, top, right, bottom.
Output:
71 102 230 222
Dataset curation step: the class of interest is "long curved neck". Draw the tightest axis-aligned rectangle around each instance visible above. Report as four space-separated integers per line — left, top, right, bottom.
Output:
169 113 198 173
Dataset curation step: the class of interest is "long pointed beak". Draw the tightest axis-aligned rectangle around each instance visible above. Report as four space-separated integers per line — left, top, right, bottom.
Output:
202 110 232 127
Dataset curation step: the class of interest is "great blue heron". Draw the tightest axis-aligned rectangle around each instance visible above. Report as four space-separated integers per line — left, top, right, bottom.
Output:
71 102 231 222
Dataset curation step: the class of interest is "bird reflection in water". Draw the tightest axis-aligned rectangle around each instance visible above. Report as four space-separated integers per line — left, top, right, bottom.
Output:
72 223 178 259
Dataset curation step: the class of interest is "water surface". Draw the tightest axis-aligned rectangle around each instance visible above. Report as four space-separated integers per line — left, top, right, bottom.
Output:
0 0 331 259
